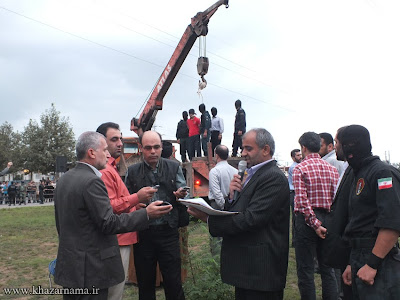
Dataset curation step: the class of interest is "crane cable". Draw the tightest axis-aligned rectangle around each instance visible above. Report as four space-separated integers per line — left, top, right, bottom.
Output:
197 36 207 103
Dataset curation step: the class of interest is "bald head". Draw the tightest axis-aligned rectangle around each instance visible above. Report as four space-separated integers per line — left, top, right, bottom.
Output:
140 131 163 168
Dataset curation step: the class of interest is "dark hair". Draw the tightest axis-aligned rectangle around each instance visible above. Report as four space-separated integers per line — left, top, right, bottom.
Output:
298 132 321 153
96 122 120 137
235 99 241 109
291 149 300 158
215 145 229 160
319 132 334 146
199 103 206 113
244 128 275 156
182 111 188 119
211 107 217 116
138 131 162 145
161 141 173 158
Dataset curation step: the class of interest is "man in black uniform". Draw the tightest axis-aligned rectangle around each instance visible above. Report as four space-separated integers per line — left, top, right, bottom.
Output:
232 99 246 157
199 103 211 157
176 111 189 162
341 125 400 300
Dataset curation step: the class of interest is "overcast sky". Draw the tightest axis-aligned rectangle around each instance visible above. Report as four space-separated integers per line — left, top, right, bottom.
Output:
1 0 400 165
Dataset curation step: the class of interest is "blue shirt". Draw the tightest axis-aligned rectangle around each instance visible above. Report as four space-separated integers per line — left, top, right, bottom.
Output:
288 162 298 191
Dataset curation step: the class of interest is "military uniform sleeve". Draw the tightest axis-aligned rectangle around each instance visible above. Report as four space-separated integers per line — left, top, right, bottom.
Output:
374 169 400 232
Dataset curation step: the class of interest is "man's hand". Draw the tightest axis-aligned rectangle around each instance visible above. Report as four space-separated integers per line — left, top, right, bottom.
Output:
229 174 242 200
7 162 13 168
177 139 180 144
136 203 146 210
137 187 157 203
342 265 352 286
203 132 207 138
188 207 208 223
146 201 172 219
173 187 187 199
238 131 243 136
218 134 222 140
315 225 327 239
357 264 377 286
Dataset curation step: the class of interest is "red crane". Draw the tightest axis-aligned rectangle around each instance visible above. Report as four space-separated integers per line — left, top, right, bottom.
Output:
130 0 229 136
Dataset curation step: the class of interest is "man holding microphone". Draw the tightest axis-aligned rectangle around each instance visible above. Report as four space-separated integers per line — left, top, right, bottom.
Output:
188 128 290 300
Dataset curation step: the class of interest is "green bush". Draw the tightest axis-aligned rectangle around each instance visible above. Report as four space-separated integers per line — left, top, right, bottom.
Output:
183 221 234 300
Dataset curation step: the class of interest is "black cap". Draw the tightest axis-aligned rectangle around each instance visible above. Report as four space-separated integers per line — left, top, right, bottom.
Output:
189 109 196 115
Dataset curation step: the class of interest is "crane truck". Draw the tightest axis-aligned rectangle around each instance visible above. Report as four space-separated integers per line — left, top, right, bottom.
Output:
125 0 242 199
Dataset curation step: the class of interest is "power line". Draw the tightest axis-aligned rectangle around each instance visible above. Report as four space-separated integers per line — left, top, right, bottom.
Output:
0 5 291 112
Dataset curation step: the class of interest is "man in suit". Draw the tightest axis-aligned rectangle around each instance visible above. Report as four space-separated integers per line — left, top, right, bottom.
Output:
54 131 172 300
188 128 290 300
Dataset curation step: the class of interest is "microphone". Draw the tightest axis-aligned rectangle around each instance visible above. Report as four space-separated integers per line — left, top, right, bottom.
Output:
233 160 247 201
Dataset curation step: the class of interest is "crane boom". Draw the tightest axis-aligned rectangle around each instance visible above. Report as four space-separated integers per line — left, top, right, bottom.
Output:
131 0 229 135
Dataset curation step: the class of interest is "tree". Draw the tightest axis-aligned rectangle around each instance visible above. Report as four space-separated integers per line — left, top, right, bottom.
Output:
22 104 75 174
0 122 23 170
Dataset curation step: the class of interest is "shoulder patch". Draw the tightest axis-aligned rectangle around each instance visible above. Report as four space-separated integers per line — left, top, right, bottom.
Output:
356 178 365 195
378 177 393 190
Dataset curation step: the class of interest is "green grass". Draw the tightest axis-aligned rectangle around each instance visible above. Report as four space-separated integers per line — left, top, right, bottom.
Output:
0 206 324 299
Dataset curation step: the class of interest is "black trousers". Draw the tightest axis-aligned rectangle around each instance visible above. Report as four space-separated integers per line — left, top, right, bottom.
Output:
179 137 189 162
188 135 200 160
294 212 338 300
8 193 16 205
232 133 243 156
350 247 400 299
235 287 283 300
210 131 221 156
134 226 185 300
289 190 295 246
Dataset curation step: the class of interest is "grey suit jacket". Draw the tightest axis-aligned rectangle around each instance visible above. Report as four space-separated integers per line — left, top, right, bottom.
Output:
54 163 149 289
208 160 290 292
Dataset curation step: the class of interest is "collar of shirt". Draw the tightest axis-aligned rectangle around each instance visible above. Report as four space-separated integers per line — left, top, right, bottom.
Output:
303 152 321 161
107 157 117 170
78 161 102 177
322 150 335 161
243 158 274 186
144 159 160 172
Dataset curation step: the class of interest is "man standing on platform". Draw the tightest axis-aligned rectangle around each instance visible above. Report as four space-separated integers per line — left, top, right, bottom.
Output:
210 107 224 156
187 109 201 160
232 100 246 157
176 111 189 162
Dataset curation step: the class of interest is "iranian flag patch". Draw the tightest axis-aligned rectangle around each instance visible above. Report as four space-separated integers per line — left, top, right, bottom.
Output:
378 177 393 190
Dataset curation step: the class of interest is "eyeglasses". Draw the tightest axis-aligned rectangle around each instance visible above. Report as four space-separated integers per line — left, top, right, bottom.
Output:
143 145 162 151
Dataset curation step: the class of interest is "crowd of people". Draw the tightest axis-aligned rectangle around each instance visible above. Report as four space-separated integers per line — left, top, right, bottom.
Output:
50 115 400 300
0 176 56 206
0 98 387 300
176 99 246 162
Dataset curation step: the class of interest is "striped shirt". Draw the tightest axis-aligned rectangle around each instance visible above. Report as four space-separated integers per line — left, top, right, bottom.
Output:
293 153 339 229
